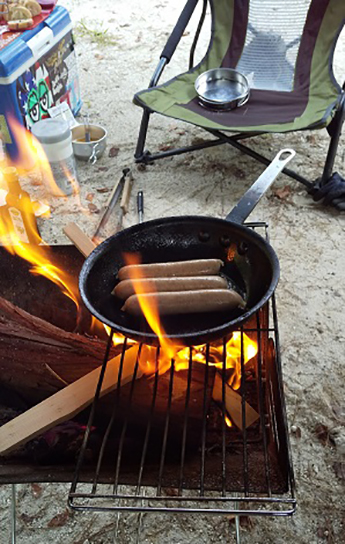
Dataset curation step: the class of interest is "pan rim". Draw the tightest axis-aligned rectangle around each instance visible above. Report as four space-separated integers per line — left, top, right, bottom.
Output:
79 215 280 345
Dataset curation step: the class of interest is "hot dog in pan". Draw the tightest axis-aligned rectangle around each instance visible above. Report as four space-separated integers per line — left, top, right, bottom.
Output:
118 259 223 280
113 275 228 300
121 289 245 316
115 259 244 315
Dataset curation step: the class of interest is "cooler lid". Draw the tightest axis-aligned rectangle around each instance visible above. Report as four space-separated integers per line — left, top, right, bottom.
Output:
0 6 72 80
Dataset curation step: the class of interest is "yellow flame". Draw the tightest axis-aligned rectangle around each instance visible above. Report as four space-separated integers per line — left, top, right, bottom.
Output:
7 115 67 197
0 119 81 316
0 205 80 313
123 253 181 374
121 253 258 378
90 316 136 347
225 415 233 427
7 115 83 201
225 331 258 390
61 161 80 197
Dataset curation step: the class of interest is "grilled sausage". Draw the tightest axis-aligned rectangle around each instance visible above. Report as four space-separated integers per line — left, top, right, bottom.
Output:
113 275 228 300
118 259 223 281
122 289 245 316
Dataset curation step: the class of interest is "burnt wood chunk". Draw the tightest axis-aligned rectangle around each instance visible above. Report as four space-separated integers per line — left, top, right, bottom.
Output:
0 344 144 456
112 362 216 446
0 296 119 403
212 372 259 430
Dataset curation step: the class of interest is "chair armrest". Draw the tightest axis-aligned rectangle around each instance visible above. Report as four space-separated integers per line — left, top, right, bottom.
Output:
160 0 199 63
148 57 168 88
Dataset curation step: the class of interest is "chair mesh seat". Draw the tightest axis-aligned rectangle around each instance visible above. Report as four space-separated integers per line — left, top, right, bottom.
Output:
236 0 310 92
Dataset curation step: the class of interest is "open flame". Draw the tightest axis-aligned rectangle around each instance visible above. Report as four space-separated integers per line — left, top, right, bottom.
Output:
122 253 181 374
122 253 258 382
225 415 233 427
169 331 257 390
0 206 81 316
6 115 72 198
90 316 137 347
0 119 81 317
1 118 129 342
8 115 84 200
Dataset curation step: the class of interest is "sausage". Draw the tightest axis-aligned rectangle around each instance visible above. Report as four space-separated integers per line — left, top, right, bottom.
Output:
113 275 228 300
122 289 245 316
118 259 223 281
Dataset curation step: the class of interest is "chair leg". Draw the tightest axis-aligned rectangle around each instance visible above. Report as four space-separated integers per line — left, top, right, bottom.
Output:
207 128 314 189
321 95 345 185
134 109 152 162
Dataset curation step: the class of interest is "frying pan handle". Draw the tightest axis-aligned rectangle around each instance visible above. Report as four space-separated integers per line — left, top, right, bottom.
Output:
225 149 296 224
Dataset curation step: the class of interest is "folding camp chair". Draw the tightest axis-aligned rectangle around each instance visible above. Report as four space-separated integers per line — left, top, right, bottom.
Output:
134 0 345 210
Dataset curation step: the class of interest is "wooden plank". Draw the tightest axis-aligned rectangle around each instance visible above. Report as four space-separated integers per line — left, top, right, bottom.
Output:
0 344 146 455
212 372 259 430
63 222 96 257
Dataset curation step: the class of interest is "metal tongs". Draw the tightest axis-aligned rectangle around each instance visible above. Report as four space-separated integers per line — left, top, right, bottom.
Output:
92 168 133 242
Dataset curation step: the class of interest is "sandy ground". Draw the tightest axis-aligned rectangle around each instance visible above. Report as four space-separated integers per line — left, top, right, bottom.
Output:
1 0 345 542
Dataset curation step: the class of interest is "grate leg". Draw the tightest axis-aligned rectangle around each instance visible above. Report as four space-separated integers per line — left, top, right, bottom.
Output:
112 512 120 543
135 514 143 544
11 484 16 544
135 490 146 544
235 516 241 544
233 494 241 544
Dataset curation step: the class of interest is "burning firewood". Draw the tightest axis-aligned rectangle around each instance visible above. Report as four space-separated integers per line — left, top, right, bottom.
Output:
0 295 120 402
0 224 259 457
212 372 259 430
114 362 216 446
0 343 147 455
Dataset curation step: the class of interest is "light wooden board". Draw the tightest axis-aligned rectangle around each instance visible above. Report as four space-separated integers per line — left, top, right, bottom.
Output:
212 372 259 430
63 222 96 257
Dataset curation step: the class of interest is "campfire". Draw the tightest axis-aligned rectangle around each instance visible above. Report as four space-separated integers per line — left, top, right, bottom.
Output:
0 122 295 517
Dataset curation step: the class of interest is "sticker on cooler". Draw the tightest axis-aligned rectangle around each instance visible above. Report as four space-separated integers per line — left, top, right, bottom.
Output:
8 207 30 243
16 31 80 131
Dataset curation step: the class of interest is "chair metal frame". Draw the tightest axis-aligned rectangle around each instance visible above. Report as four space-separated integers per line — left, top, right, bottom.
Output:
134 0 345 194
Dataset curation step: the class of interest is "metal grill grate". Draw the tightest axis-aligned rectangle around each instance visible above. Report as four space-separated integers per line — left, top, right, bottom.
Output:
69 223 296 517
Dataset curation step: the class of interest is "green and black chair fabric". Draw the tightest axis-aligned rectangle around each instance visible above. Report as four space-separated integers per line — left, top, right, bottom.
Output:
134 0 345 209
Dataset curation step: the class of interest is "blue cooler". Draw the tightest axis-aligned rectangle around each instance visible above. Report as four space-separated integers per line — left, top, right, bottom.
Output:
0 6 82 160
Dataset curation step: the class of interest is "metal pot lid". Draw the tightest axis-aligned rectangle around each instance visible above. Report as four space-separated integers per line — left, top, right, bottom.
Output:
195 68 250 110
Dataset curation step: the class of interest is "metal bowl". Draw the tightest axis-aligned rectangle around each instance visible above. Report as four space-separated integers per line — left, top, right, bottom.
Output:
71 124 107 162
195 68 250 111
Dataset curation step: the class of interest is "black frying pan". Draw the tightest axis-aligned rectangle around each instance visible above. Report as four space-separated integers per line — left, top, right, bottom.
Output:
80 149 295 346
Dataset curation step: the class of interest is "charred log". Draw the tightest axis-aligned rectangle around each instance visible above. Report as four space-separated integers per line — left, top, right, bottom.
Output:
0 296 118 403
